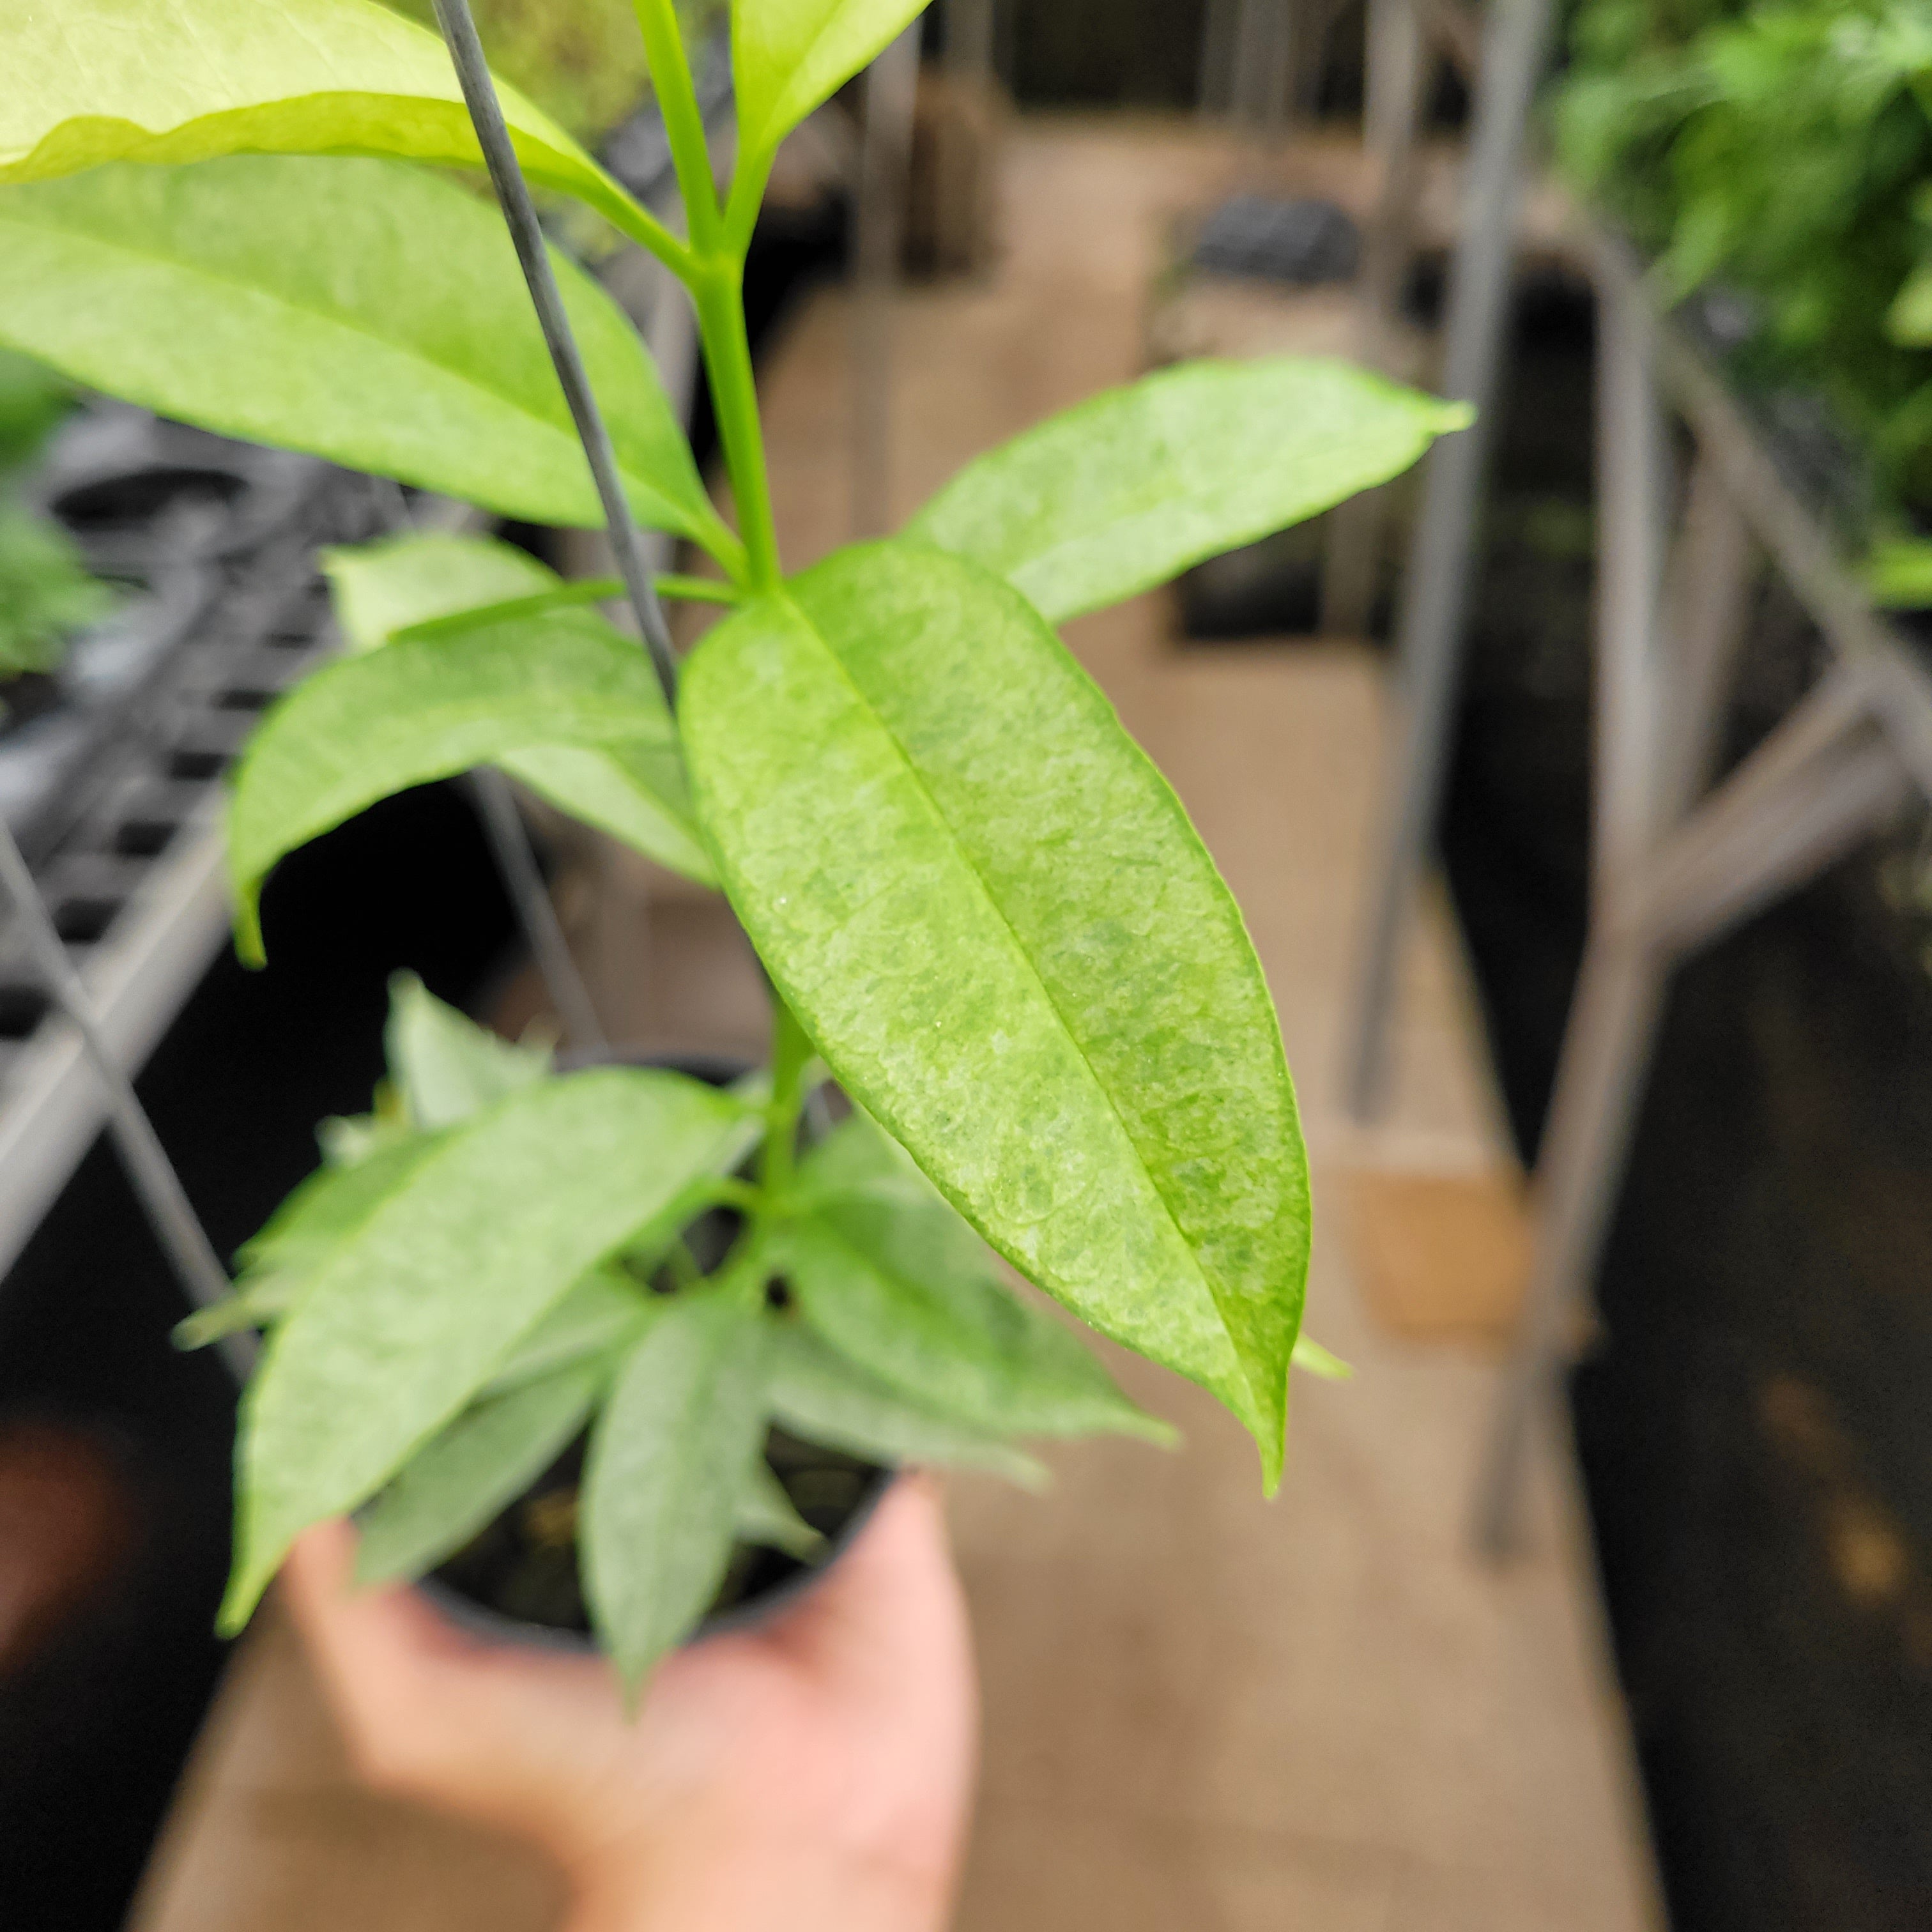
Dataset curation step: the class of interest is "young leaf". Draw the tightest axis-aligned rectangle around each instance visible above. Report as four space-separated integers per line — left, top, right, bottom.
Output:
732 0 931 170
583 1298 771 1692
220 1068 755 1632
227 606 682 963
172 1275 302 1353
736 1460 824 1559
319 536 721 889
496 743 719 891
766 1326 1047 1486
0 0 666 253
355 1360 604 1588
323 536 559 654
486 1267 657 1395
1292 1334 1353 1381
780 1117 1173 1443
680 542 1307 1485
0 158 728 550
385 972 552 1131
905 358 1473 622
237 1133 449 1282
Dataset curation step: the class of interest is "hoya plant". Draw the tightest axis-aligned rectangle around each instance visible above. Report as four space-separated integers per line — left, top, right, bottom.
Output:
0 0 1468 1690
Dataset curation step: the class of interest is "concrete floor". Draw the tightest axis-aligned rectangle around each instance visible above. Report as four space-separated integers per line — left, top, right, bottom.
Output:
133 119 1662 1931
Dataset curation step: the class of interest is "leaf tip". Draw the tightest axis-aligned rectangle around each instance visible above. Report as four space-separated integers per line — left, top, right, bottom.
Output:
215 1555 272 1639
233 893 268 970
1291 1333 1354 1383
1434 399 1479 435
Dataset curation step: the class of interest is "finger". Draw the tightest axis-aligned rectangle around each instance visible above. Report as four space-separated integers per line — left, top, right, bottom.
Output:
760 1474 975 1705
281 1521 633 1851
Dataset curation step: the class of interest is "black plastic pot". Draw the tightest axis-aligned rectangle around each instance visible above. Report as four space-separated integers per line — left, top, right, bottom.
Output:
415 1048 894 1655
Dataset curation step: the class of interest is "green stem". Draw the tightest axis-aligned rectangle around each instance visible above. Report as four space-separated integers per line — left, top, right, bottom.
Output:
693 265 784 588
760 995 815 1204
627 1 783 590
630 0 724 249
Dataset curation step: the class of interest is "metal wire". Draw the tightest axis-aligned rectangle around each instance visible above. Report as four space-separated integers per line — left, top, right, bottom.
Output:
468 770 610 1052
0 817 252 1376
431 0 684 711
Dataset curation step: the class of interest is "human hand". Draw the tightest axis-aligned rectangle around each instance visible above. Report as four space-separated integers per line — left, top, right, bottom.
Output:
281 1475 977 1932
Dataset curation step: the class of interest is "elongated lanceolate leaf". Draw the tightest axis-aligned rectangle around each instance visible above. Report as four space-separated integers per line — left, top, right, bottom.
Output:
583 1298 770 1691
0 158 726 548
0 0 661 250
385 972 551 1131
906 357 1473 622
498 743 717 889
682 542 1308 1485
179 1134 451 1349
767 1326 1046 1485
737 1460 824 1558
782 1116 1172 1443
486 1267 656 1395
732 0 930 169
221 1068 753 1631
355 1360 603 1587
320 535 719 887
229 605 681 962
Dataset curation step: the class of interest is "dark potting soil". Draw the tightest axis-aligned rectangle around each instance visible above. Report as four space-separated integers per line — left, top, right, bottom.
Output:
433 1430 884 1643
1431 276 1932 1929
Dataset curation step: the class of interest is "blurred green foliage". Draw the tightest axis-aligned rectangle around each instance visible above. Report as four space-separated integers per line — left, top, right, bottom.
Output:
383 0 726 143
0 500 113 680
1557 1 1932 511
0 347 107 687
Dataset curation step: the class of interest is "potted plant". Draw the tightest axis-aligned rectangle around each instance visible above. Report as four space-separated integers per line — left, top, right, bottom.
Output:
0 0 1468 1695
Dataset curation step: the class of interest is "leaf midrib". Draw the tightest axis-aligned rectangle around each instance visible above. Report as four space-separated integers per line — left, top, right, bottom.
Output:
769 586 1258 1418
0 199 694 530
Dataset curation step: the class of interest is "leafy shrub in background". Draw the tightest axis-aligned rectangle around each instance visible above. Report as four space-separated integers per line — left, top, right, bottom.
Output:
1558 0 1932 517
0 346 108 687
0 0 1466 1689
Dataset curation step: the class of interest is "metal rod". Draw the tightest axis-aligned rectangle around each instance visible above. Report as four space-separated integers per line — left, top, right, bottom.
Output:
0 818 250 1375
431 0 682 711
1344 0 1559 1121
468 772 609 1052
1471 926 1666 1557
1320 0 1426 636
1591 261 1671 917
1655 451 1754 824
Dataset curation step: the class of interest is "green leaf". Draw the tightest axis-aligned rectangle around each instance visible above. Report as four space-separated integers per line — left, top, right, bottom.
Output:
781 1116 1173 1443
498 742 719 889
319 535 720 889
238 1132 448 1280
735 1459 825 1559
1889 260 1932 347
1291 1334 1353 1381
355 1360 603 1588
680 541 1307 1485
0 0 664 251
766 1325 1046 1485
0 157 726 549
583 1297 771 1692
486 1266 657 1395
220 1067 755 1632
172 1276 301 1353
385 971 551 1131
1866 534 1932 609
905 358 1473 623
323 535 560 655
732 0 930 169
227 603 680 963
